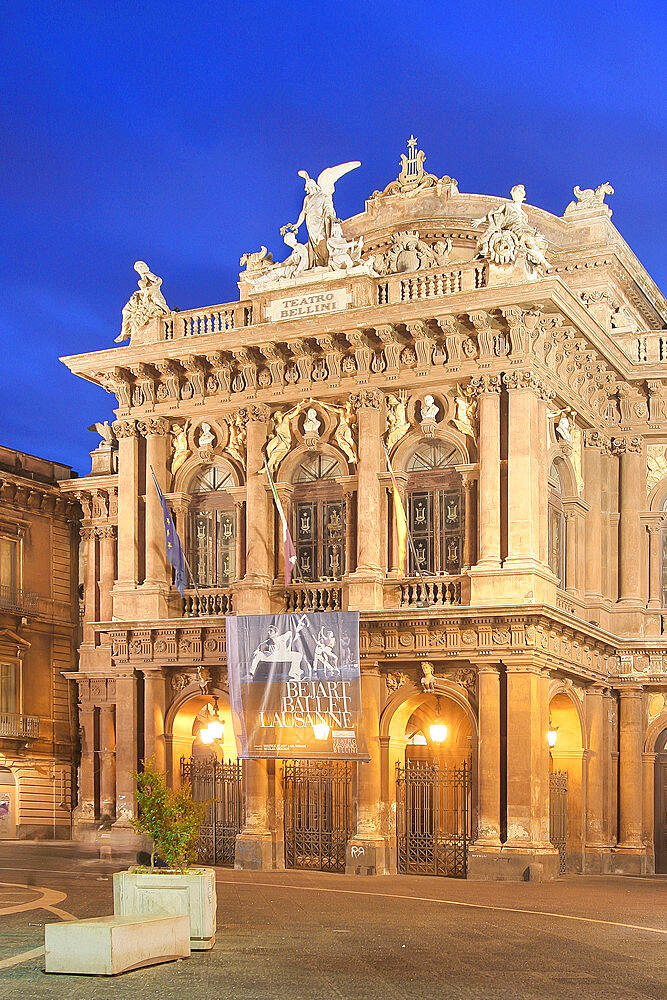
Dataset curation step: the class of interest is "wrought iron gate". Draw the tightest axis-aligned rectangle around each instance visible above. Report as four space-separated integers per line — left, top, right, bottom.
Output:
549 769 568 874
180 757 245 867
283 760 352 873
396 761 471 878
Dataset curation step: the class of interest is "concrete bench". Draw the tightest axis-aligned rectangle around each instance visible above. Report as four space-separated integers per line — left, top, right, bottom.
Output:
45 912 190 976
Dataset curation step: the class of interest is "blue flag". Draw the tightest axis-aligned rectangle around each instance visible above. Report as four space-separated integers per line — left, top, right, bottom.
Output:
150 468 187 597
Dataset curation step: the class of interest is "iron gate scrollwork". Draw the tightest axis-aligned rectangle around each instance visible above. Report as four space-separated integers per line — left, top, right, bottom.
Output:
396 760 471 878
283 760 352 873
549 769 568 875
180 757 245 867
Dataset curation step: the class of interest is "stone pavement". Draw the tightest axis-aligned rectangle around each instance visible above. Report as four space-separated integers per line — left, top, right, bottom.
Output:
0 843 665 1000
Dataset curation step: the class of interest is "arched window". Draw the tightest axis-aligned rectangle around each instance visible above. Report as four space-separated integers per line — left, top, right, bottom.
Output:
406 441 463 575
292 454 345 582
548 462 565 586
188 465 237 587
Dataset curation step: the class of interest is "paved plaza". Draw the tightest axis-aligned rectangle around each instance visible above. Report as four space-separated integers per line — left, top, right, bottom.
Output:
0 844 664 999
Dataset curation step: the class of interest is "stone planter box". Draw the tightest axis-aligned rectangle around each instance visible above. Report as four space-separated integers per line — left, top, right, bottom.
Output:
113 867 216 950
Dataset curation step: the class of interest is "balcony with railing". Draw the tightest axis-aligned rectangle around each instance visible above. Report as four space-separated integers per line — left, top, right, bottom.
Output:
183 588 234 617
616 330 667 364
0 713 40 739
0 585 73 622
285 582 343 613
398 575 468 608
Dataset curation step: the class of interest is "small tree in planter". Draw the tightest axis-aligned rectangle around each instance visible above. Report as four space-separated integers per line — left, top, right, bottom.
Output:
132 759 206 871
113 760 217 950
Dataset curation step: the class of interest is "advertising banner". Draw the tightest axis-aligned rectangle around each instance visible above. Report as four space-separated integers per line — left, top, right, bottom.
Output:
226 612 369 760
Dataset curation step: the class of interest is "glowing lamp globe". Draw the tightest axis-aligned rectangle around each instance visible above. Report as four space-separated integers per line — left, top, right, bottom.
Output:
200 726 214 745
429 721 448 743
313 721 330 741
208 717 224 741
547 725 559 749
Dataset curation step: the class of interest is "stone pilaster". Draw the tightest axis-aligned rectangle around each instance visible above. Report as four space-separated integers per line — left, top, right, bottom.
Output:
97 526 116 622
501 660 558 878
471 375 501 568
615 436 644 607
347 389 384 610
142 669 166 772
112 419 142 619
99 703 116 821
80 527 97 645
468 662 502 878
235 758 273 870
614 685 648 872
74 699 96 829
346 667 386 874
236 404 272 614
583 431 605 601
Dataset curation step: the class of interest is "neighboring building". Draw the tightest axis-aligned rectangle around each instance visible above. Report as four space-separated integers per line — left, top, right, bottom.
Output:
60 142 667 877
0 446 79 839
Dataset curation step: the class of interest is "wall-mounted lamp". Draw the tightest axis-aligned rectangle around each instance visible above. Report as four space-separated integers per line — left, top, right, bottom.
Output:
547 717 559 749
429 696 448 744
200 696 224 745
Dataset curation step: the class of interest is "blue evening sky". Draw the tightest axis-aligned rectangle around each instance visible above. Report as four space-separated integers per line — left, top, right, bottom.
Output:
1 1 665 474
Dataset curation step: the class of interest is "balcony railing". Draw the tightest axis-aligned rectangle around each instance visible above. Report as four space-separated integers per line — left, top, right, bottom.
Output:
0 713 40 739
617 331 667 364
376 261 488 307
285 583 343 613
183 587 234 616
399 576 464 608
0 585 72 621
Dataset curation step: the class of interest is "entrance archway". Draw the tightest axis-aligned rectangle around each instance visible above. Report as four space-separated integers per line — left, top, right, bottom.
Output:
549 689 586 872
381 680 478 877
166 689 238 788
0 768 16 839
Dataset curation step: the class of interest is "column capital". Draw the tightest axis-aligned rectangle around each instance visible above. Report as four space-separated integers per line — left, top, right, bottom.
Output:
112 418 138 439
95 525 117 539
137 416 170 438
502 369 553 400
611 434 643 455
469 373 501 397
350 388 383 411
583 428 608 451
80 526 96 540
238 402 271 424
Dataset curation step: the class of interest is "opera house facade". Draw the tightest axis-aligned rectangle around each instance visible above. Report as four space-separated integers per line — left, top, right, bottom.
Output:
60 141 667 879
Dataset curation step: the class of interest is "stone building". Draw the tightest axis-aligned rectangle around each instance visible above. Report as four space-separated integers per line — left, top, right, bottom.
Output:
0 446 79 839
60 142 667 877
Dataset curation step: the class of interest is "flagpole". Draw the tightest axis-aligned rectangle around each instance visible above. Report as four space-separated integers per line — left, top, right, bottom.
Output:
262 454 303 588
149 465 201 600
382 441 430 601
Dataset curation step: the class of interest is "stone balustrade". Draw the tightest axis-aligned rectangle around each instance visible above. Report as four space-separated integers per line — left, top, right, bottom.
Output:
163 303 251 341
617 331 667 364
183 588 234 617
285 582 343 613
399 575 465 608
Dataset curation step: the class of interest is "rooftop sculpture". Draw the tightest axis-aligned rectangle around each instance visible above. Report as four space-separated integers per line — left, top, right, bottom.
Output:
473 185 551 275
115 261 170 344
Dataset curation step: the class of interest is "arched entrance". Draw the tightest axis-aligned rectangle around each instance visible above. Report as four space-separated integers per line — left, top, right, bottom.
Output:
0 768 16 839
654 727 667 873
548 689 586 872
167 690 244 867
382 681 477 878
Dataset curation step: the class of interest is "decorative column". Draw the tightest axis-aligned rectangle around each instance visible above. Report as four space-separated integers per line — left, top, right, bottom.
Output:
462 474 477 570
469 662 502 877
99 703 116 820
502 660 557 877
112 420 141 617
583 431 605 600
139 418 171 588
645 517 664 609
346 666 386 874
584 684 607 871
642 750 657 872
471 375 501 568
143 669 166 772
235 759 273 870
348 390 384 610
112 673 138 839
75 698 96 825
615 685 646 871
80 527 97 644
97 526 116 622
615 436 644 606
503 371 544 568
237 404 272 614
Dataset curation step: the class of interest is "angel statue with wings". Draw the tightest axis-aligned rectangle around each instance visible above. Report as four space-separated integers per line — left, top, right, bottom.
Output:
285 161 361 268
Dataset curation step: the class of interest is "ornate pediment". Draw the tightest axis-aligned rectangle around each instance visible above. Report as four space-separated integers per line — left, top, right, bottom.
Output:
368 136 458 205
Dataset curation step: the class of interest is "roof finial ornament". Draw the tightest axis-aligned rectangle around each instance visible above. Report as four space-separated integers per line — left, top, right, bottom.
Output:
368 138 458 210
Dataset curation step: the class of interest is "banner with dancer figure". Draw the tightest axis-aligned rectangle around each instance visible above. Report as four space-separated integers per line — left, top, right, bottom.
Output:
226 612 369 760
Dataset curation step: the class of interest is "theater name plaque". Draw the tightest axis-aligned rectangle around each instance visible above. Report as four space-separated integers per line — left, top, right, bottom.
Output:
264 287 351 323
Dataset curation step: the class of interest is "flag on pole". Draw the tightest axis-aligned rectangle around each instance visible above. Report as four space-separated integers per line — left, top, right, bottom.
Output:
263 456 297 587
383 442 409 576
150 468 187 596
